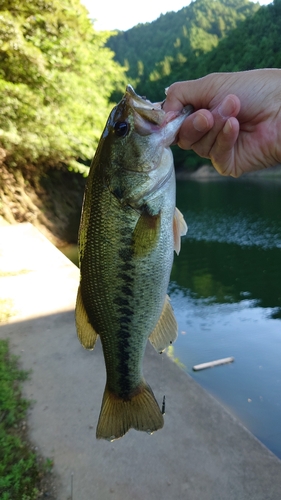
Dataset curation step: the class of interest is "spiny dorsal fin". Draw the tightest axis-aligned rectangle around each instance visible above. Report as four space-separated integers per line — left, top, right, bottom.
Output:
173 207 187 255
75 284 98 350
133 212 161 257
149 295 178 353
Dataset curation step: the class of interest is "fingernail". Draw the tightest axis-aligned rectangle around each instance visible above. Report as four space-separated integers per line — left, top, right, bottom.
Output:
193 113 209 132
223 118 232 134
218 96 236 119
165 87 169 95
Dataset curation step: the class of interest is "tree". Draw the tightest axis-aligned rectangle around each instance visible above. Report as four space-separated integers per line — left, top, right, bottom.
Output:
0 0 126 176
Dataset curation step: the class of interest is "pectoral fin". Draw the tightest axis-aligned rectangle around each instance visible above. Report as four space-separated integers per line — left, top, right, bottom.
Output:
75 284 98 350
149 295 178 353
173 207 187 255
133 212 161 257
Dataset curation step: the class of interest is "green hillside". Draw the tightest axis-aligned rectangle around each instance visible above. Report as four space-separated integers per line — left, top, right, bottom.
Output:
194 0 281 74
107 0 260 101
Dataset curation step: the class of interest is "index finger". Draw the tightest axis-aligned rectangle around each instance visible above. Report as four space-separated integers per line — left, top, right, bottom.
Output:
163 82 189 112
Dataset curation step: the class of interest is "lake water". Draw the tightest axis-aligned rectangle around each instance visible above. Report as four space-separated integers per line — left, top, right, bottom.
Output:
62 177 281 458
170 178 281 459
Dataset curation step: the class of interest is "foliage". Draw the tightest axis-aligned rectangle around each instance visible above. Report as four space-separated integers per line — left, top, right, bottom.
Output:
193 0 281 74
0 339 45 499
107 0 259 102
0 0 126 176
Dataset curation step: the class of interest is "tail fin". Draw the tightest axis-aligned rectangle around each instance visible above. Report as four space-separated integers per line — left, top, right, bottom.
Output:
96 382 164 441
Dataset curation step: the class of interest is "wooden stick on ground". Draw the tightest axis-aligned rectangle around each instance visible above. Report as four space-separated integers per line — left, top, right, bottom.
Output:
193 357 234 372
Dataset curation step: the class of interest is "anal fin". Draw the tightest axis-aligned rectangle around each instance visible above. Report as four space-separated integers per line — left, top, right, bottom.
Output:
149 295 178 353
75 284 98 350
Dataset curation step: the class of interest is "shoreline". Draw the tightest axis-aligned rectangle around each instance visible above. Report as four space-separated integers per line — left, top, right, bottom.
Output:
176 164 281 182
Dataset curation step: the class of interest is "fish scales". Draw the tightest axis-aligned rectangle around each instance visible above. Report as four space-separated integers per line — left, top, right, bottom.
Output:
75 85 192 440
80 171 174 397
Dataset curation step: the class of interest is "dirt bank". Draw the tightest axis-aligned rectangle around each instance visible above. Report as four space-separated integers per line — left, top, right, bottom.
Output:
0 165 86 246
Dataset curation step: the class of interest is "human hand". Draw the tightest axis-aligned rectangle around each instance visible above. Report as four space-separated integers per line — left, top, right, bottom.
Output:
163 69 281 177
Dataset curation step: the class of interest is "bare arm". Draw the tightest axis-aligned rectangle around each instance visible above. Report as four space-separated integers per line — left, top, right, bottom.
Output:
163 69 281 177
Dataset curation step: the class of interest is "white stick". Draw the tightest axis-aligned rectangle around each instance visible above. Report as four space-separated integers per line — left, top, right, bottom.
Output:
192 357 234 371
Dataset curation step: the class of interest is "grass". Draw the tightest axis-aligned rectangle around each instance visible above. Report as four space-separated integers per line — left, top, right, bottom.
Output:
0 339 53 500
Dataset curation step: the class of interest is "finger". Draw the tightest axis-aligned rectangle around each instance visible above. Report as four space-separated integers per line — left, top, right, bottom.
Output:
210 117 240 177
179 94 240 157
175 109 214 148
163 82 190 112
163 75 227 112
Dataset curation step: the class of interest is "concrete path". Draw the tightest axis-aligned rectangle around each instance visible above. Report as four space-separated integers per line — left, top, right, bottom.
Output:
1 223 281 500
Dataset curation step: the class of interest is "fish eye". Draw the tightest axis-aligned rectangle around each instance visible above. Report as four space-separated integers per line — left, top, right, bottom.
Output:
114 121 129 137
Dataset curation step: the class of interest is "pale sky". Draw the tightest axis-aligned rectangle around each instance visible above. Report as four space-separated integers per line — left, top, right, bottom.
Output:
81 0 273 32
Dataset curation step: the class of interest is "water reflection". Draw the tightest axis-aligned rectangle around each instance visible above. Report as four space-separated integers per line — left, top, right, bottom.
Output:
170 178 281 458
174 179 281 318
172 240 281 319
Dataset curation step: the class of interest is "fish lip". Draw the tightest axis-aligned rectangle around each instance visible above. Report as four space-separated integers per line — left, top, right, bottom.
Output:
125 85 193 135
126 84 159 112
126 84 193 112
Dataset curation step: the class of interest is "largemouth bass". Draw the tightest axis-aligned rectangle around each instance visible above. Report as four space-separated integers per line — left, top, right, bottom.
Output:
75 85 192 441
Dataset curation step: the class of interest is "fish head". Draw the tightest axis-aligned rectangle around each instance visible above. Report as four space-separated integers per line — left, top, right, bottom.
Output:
98 85 193 207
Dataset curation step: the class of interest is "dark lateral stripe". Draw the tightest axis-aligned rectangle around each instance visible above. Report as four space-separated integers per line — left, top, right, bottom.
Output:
121 285 134 297
115 237 136 399
119 316 131 325
118 250 132 261
113 297 130 307
120 262 134 272
119 307 134 316
117 272 134 284
119 227 130 236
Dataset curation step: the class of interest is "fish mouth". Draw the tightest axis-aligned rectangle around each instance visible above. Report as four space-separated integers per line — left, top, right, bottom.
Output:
125 85 193 138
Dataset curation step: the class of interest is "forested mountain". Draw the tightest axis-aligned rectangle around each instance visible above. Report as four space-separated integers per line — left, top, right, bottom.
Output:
107 0 260 101
193 0 281 74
